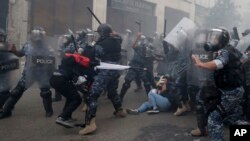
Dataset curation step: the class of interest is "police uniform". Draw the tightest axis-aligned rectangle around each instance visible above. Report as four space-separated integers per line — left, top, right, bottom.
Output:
208 45 244 141
120 43 153 100
85 34 124 124
0 42 54 118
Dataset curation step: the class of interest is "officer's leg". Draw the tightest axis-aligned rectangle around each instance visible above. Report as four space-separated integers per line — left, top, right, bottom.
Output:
148 70 156 88
208 110 224 141
174 85 190 116
192 91 208 136
208 87 244 141
120 69 136 100
134 76 142 90
107 72 126 117
141 70 152 94
188 85 200 111
0 91 10 110
80 72 107 135
40 88 53 117
0 75 26 119
244 86 250 121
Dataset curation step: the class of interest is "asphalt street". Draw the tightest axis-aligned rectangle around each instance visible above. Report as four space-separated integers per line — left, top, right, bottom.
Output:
0 80 229 141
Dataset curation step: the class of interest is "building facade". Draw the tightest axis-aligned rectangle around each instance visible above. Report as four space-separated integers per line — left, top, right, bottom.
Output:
6 0 212 47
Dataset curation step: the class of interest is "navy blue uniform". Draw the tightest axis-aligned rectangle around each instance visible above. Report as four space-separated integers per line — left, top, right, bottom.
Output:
85 35 123 124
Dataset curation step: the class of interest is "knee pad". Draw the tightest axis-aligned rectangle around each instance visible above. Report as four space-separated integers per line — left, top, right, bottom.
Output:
40 89 52 99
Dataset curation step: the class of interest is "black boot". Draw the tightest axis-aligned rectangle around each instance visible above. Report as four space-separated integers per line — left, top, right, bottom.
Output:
0 96 16 119
43 97 53 117
40 90 53 117
0 111 12 119
0 91 10 109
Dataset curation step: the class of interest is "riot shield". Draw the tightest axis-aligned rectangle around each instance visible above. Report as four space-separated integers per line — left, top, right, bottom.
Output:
25 42 56 88
164 17 197 51
236 34 250 52
0 49 20 92
187 29 214 87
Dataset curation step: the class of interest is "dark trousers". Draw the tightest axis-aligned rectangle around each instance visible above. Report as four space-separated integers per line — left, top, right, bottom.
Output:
50 75 81 119
85 70 122 124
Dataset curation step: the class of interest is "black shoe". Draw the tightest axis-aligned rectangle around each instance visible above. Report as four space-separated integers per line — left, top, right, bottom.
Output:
0 111 12 119
52 97 62 102
46 111 53 117
56 117 74 128
74 123 86 128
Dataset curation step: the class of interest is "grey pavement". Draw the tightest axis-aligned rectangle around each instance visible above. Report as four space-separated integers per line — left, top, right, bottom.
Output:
0 81 229 141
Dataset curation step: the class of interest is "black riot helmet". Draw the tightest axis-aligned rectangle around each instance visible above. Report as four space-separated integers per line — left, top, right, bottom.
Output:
0 28 7 43
30 26 46 41
76 29 87 42
204 27 230 52
97 24 112 38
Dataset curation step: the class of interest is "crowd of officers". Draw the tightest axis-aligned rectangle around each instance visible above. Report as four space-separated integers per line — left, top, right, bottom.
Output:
0 23 250 141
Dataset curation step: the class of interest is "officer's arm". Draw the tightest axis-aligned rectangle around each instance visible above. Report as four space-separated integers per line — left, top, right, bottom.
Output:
132 33 142 49
192 56 218 71
10 44 25 57
192 50 229 71
14 52 24 57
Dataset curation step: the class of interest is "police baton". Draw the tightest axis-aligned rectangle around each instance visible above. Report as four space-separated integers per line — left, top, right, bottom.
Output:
87 7 102 25
68 29 78 52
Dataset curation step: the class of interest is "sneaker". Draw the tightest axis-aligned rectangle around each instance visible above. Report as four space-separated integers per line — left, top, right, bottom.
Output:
126 109 139 115
55 117 74 128
147 109 160 115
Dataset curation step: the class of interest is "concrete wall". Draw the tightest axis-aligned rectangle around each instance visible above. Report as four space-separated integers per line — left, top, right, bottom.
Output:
92 0 107 30
7 0 213 47
145 0 193 33
8 0 29 48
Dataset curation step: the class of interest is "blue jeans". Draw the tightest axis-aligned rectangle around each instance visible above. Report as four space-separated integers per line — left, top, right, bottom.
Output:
137 89 171 113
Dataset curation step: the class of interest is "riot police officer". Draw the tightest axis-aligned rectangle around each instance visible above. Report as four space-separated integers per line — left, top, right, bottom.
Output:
0 29 19 112
0 27 54 119
192 27 244 141
79 24 126 135
75 29 87 47
119 33 154 101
